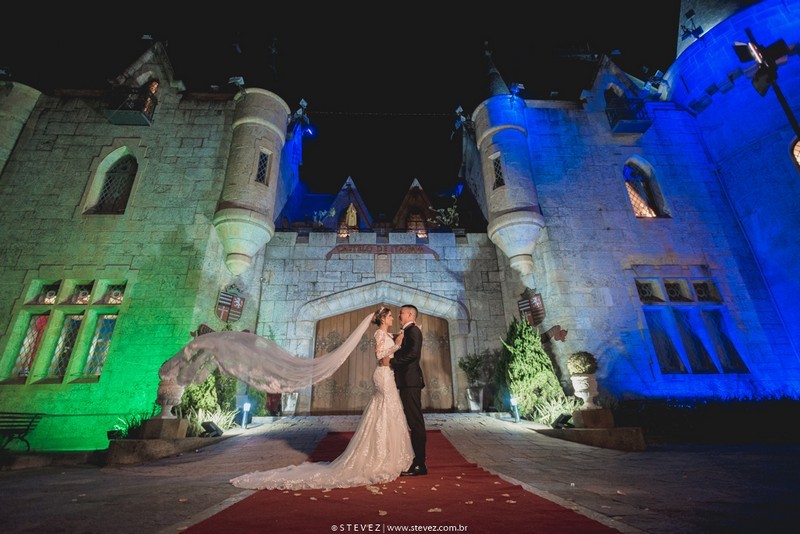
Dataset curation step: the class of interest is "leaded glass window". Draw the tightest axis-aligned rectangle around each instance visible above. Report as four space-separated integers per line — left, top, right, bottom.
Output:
636 276 748 375
12 314 49 378
87 155 137 214
67 284 93 305
29 282 61 305
101 284 126 304
2 277 128 384
83 314 117 376
255 151 269 184
492 155 505 189
624 165 670 218
47 314 83 378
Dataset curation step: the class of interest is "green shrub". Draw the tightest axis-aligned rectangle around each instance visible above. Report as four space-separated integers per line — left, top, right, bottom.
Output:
496 318 566 421
567 351 598 374
178 368 238 414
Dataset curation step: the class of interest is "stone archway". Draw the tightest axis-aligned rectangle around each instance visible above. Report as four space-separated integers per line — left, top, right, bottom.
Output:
291 281 471 414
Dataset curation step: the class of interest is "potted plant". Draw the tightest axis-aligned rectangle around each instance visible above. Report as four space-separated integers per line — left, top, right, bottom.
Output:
458 352 485 412
567 351 600 409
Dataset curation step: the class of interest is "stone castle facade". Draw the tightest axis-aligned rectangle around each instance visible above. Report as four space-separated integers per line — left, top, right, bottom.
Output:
1 0 798 450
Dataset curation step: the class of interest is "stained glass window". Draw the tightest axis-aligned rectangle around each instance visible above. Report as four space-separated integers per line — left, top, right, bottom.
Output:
47 314 83 379
12 314 49 378
83 314 117 376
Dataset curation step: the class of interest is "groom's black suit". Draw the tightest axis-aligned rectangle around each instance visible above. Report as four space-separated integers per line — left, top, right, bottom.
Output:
391 322 426 471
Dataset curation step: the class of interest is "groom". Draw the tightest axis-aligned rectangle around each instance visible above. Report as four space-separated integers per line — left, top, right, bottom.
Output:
391 304 427 476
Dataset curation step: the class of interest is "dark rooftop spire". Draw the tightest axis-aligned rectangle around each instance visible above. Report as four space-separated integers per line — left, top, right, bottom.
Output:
484 41 510 97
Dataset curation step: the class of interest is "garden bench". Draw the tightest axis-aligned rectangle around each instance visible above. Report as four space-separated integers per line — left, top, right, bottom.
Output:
0 412 44 451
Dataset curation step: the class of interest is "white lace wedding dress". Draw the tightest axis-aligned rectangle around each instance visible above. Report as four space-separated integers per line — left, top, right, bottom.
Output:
230 329 413 490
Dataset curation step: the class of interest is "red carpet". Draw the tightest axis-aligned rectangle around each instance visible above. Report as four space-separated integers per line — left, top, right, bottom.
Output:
187 430 617 533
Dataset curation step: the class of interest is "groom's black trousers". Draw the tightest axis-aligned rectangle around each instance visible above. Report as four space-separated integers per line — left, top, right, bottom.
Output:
399 387 426 466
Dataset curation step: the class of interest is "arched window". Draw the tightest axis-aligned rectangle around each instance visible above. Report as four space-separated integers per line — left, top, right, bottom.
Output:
86 155 137 214
792 138 800 170
624 162 670 218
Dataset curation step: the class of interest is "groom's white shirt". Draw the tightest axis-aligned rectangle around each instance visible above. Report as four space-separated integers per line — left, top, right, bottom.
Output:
401 321 415 330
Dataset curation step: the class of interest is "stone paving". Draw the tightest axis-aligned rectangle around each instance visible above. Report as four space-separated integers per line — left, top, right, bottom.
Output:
1 413 797 533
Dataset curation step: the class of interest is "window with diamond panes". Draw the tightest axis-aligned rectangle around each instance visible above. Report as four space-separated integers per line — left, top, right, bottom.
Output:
47 314 83 379
255 151 269 184
636 277 749 375
83 314 117 376
1 279 127 384
87 155 137 214
491 155 505 189
624 165 670 218
11 314 50 379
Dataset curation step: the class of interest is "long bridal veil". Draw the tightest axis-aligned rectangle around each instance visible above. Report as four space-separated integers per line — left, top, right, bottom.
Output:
159 314 374 393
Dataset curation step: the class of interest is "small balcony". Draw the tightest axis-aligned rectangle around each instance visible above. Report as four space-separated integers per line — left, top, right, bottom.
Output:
604 98 652 134
102 89 157 126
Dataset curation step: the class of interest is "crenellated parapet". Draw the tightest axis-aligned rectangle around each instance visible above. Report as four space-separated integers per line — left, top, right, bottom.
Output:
213 88 291 275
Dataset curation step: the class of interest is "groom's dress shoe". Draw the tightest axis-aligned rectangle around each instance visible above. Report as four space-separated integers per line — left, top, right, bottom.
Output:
400 464 428 476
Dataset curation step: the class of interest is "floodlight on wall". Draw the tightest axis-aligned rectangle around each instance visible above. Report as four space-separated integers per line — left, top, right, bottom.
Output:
228 76 246 95
732 28 799 137
681 9 703 41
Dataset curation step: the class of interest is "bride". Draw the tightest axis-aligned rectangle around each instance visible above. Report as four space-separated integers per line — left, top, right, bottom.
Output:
230 306 413 490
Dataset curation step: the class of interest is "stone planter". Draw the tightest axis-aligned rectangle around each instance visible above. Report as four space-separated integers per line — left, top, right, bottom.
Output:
571 374 600 409
465 386 484 412
155 380 185 419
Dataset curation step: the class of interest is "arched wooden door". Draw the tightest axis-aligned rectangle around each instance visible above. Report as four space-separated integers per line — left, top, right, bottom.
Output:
311 304 454 414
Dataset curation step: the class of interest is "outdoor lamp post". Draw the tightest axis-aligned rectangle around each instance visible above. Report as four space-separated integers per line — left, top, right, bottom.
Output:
510 397 520 423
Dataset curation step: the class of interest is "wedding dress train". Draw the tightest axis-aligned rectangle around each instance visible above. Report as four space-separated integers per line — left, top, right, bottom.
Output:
230 329 413 490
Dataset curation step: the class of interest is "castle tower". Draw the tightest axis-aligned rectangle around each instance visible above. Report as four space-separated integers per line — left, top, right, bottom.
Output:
213 88 291 275
471 46 544 288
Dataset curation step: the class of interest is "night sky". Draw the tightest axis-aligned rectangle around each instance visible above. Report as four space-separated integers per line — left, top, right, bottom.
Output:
1 4 681 216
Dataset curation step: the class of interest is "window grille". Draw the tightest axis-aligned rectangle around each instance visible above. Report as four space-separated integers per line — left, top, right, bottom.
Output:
83 314 117 376
624 165 670 218
492 156 505 189
47 314 83 378
87 155 137 214
792 139 800 168
12 315 49 378
255 151 269 184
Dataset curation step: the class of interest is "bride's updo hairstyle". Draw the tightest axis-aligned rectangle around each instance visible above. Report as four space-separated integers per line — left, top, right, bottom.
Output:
372 306 391 326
